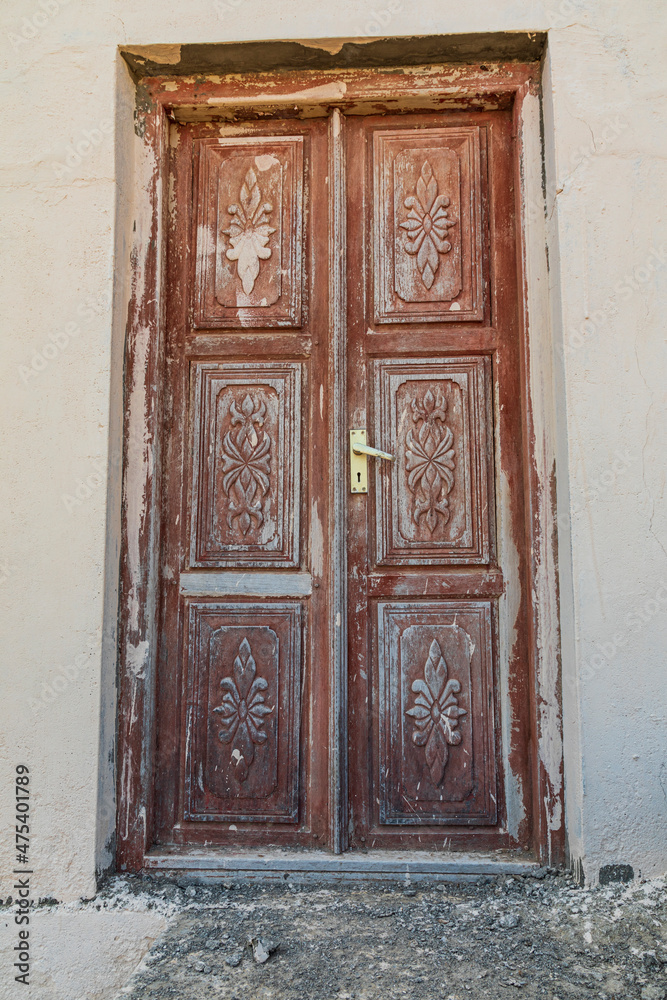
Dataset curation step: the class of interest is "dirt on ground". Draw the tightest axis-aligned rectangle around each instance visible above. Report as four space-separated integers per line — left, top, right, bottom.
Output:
91 869 667 1000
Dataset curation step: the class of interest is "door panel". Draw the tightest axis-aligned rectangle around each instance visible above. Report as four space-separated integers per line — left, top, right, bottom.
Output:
373 125 483 323
184 601 302 823
193 135 304 328
377 600 497 826
189 362 302 567
372 356 492 565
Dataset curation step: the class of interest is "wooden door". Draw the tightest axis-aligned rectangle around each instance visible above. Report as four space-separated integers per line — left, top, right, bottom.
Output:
152 105 532 856
345 111 532 852
155 118 333 850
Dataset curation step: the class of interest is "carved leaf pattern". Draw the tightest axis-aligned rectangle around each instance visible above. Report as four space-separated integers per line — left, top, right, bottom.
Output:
405 639 467 786
405 386 456 533
224 167 276 295
400 161 456 290
212 637 274 783
220 393 272 537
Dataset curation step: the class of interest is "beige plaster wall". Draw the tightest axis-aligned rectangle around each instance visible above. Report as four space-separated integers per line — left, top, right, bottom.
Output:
0 0 665 900
0 908 166 999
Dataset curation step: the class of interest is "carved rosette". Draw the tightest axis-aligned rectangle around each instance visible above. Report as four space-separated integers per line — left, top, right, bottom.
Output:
405 638 467 786
212 637 274 783
405 386 456 533
400 161 456 290
220 393 272 537
223 167 276 295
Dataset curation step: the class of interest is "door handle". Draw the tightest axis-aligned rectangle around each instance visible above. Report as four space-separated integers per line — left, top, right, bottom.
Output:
350 429 395 493
352 443 395 461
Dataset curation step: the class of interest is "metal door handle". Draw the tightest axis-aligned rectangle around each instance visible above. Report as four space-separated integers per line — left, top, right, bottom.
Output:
351 442 395 461
350 429 394 493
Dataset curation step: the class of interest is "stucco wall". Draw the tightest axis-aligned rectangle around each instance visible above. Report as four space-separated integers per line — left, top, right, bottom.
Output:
0 0 665 900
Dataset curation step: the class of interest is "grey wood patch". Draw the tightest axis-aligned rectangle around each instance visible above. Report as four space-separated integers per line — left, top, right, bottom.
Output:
179 572 312 597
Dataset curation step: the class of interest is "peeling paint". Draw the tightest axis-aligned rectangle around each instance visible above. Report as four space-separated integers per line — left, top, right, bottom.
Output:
207 82 347 106
519 90 565 862
497 467 525 842
291 36 384 55
123 43 182 66
311 498 324 579
126 641 149 680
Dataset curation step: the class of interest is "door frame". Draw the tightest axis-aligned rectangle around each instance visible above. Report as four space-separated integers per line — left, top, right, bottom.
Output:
115 42 564 872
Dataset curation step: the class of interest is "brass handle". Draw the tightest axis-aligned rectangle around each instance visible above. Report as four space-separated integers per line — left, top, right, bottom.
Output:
351 442 395 462
350 429 394 493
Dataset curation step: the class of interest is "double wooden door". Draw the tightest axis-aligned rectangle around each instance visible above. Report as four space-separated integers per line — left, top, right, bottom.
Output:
154 105 532 856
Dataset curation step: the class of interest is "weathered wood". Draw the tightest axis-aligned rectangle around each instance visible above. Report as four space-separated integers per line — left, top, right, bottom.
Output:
116 60 564 872
194 136 303 328
377 601 497 825
179 572 312 597
367 569 504 599
151 115 332 852
345 107 532 852
373 356 492 565
374 127 483 322
115 92 166 871
189 362 301 568
328 108 348 855
184 602 301 823
184 335 312 358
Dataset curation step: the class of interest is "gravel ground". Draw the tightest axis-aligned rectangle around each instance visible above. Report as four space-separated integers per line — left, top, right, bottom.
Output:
90 870 667 999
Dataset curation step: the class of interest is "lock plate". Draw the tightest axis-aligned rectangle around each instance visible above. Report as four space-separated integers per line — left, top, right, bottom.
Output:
350 429 368 493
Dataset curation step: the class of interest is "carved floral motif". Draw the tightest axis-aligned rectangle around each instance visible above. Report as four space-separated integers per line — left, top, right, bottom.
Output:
400 161 457 290
405 387 456 533
212 637 274 783
224 167 276 295
220 393 272 537
405 638 467 786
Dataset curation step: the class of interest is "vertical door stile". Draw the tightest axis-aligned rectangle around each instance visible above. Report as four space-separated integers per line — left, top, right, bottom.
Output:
328 108 348 854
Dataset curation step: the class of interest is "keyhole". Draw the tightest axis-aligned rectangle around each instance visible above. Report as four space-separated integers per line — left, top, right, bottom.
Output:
357 472 361 483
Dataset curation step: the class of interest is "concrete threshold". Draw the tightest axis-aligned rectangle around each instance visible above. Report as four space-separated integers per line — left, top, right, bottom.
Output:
142 847 540 882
